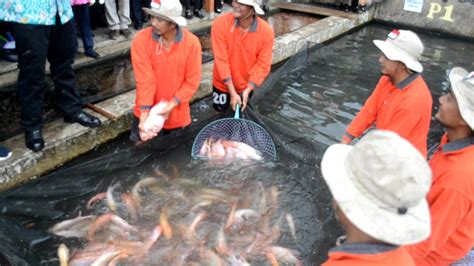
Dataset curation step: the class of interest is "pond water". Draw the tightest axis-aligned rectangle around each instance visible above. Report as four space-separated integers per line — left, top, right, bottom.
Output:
0 23 472 265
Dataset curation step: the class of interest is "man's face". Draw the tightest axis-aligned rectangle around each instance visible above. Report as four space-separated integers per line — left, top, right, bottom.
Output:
435 91 465 127
378 54 405 77
232 0 254 19
151 16 175 35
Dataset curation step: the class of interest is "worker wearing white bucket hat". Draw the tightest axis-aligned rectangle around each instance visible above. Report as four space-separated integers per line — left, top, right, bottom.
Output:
130 0 202 142
211 0 274 112
235 0 265 15
322 130 432 265
408 67 474 266
143 0 187 27
341 29 433 158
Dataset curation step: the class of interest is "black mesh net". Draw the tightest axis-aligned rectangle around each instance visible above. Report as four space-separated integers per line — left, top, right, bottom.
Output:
191 117 277 161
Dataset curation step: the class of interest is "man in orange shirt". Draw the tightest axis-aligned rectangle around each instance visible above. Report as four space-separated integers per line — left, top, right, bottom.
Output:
341 29 432 157
407 67 474 265
130 0 201 142
211 0 274 112
321 130 432 266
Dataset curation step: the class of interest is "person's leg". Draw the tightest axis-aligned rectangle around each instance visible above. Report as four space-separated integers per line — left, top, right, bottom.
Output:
104 0 121 38
183 0 193 19
141 0 150 23
73 4 99 58
48 17 85 120
11 22 50 151
11 23 49 133
193 0 204 18
130 0 143 29
118 0 132 29
48 17 101 128
215 0 222 13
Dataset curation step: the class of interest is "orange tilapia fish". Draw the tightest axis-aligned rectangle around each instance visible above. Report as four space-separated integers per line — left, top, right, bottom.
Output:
198 138 263 161
160 208 173 240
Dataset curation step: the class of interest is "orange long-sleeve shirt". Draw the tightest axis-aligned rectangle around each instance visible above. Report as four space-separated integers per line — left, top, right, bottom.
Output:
344 74 432 157
131 27 202 129
407 133 474 266
323 243 415 266
211 13 274 93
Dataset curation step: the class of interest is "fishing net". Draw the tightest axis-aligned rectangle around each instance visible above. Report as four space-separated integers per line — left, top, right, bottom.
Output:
191 105 277 161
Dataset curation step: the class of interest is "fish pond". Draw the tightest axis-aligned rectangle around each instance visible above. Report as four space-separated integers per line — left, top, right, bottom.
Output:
0 23 472 265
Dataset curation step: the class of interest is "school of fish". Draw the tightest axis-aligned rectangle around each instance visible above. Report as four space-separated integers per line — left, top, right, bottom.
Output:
51 172 301 265
199 138 264 161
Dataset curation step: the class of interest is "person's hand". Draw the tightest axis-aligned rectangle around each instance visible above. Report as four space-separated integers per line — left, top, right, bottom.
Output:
340 135 351 144
155 100 178 118
230 92 242 111
89 0 96 5
139 112 154 141
241 87 252 111
139 123 154 141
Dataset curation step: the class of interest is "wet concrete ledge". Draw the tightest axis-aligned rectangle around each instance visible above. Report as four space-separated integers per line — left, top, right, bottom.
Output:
0 10 374 191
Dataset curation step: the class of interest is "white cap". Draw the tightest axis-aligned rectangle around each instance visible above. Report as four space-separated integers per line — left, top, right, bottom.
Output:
449 67 474 130
321 130 432 245
143 0 187 27
373 29 424 73
237 0 265 15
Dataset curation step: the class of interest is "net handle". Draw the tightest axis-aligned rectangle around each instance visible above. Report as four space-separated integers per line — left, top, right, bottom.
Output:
234 104 240 119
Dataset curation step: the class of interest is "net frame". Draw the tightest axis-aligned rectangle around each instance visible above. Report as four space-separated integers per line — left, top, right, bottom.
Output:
191 106 276 161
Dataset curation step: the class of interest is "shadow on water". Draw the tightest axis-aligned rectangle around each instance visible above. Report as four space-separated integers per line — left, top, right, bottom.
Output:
0 23 472 265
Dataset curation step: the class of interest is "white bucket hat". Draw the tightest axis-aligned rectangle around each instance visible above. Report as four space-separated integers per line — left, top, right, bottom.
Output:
449 67 474 130
321 130 432 245
143 0 187 27
373 29 424 73
237 0 265 15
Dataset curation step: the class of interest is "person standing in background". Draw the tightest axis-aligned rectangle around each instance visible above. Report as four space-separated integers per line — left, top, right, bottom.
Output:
72 0 101 59
0 0 101 152
104 0 132 39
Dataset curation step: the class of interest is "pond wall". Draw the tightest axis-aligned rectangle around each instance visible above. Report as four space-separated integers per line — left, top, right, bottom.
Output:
375 0 474 38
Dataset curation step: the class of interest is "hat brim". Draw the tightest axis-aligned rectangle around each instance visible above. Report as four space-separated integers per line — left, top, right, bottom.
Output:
449 67 474 129
237 0 265 15
373 40 423 73
321 144 431 245
143 7 187 27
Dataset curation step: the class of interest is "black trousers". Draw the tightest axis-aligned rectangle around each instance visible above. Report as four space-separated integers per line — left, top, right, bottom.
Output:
72 4 94 53
181 0 203 11
11 16 83 132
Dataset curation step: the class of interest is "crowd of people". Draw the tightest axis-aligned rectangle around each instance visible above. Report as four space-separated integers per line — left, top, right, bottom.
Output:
0 0 473 265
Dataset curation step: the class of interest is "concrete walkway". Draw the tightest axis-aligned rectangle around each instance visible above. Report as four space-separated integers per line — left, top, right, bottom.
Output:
0 6 374 191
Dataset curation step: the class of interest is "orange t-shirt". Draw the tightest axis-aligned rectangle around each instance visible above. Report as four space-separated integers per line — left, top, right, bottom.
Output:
345 74 432 157
407 134 474 266
211 13 274 93
323 243 415 265
131 27 202 129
